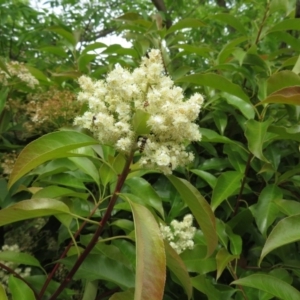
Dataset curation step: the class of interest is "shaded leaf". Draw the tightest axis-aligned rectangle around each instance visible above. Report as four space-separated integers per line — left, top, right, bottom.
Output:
110 289 135 300
0 252 42 269
0 283 8 300
216 248 237 280
191 275 221 300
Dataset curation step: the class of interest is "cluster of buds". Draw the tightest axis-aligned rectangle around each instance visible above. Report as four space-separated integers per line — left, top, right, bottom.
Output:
160 214 196 254
74 49 203 174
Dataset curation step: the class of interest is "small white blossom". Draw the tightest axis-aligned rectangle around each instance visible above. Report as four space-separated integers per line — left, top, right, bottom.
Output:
160 214 196 254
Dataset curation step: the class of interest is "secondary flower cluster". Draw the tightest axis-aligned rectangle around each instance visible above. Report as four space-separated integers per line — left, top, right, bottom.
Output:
0 61 39 88
74 49 203 174
0 244 31 291
160 214 196 254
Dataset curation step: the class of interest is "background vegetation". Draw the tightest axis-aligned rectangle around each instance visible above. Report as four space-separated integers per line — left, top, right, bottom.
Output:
1 0 300 299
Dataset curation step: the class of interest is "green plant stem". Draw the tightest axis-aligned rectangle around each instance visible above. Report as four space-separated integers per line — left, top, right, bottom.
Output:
0 262 39 299
233 153 253 216
48 149 135 300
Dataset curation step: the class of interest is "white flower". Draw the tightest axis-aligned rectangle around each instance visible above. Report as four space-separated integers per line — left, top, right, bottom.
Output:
74 49 204 173
160 214 196 254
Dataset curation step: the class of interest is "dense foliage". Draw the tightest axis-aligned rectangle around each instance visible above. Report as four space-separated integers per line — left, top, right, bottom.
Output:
1 0 300 299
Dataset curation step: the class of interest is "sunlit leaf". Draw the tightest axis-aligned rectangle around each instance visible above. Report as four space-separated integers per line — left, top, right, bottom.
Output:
0 283 8 300
232 274 300 300
8 276 35 300
260 214 300 264
211 171 243 211
128 200 166 300
8 131 98 188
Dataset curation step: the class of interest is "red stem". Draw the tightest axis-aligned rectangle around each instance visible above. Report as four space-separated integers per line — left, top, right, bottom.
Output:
48 150 134 300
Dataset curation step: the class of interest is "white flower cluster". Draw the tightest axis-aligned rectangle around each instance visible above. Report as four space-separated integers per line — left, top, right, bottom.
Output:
0 61 39 88
160 214 196 254
0 244 31 290
74 49 203 174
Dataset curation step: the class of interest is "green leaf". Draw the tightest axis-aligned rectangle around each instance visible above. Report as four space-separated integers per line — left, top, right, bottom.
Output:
26 66 49 82
212 13 247 34
260 214 300 264
128 200 166 300
132 109 151 135
258 86 300 106
69 157 100 186
0 283 8 300
82 42 107 54
8 131 98 188
191 275 221 300
274 199 300 216
231 274 300 300
266 71 300 95
32 186 88 200
166 18 206 35
190 169 217 189
254 184 281 236
223 92 255 119
125 177 164 218
62 254 135 289
211 171 243 211
245 119 273 162
268 125 300 142
0 198 70 226
164 242 192 299
167 175 217 257
267 19 300 34
78 54 97 72
176 73 250 104
82 280 98 300
39 46 68 58
109 289 135 300
47 26 76 46
8 276 35 300
216 248 237 280
0 252 42 269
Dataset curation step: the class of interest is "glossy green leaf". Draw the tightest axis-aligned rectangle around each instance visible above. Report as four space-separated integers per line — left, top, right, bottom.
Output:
0 251 42 269
0 198 70 226
0 283 8 300
260 214 300 264
166 18 206 35
164 242 192 299
110 289 135 300
32 185 88 200
232 274 300 300
191 275 221 299
132 109 151 135
267 19 300 34
8 276 35 300
216 248 237 280
128 200 166 300
245 119 273 162
63 254 135 288
200 128 243 147
69 157 100 185
168 175 217 257
211 171 243 211
254 184 281 236
258 86 300 106
176 73 250 103
180 245 216 274
268 125 300 142
267 71 300 95
223 92 255 119
190 169 217 189
8 131 98 188
125 177 164 218
274 199 300 216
